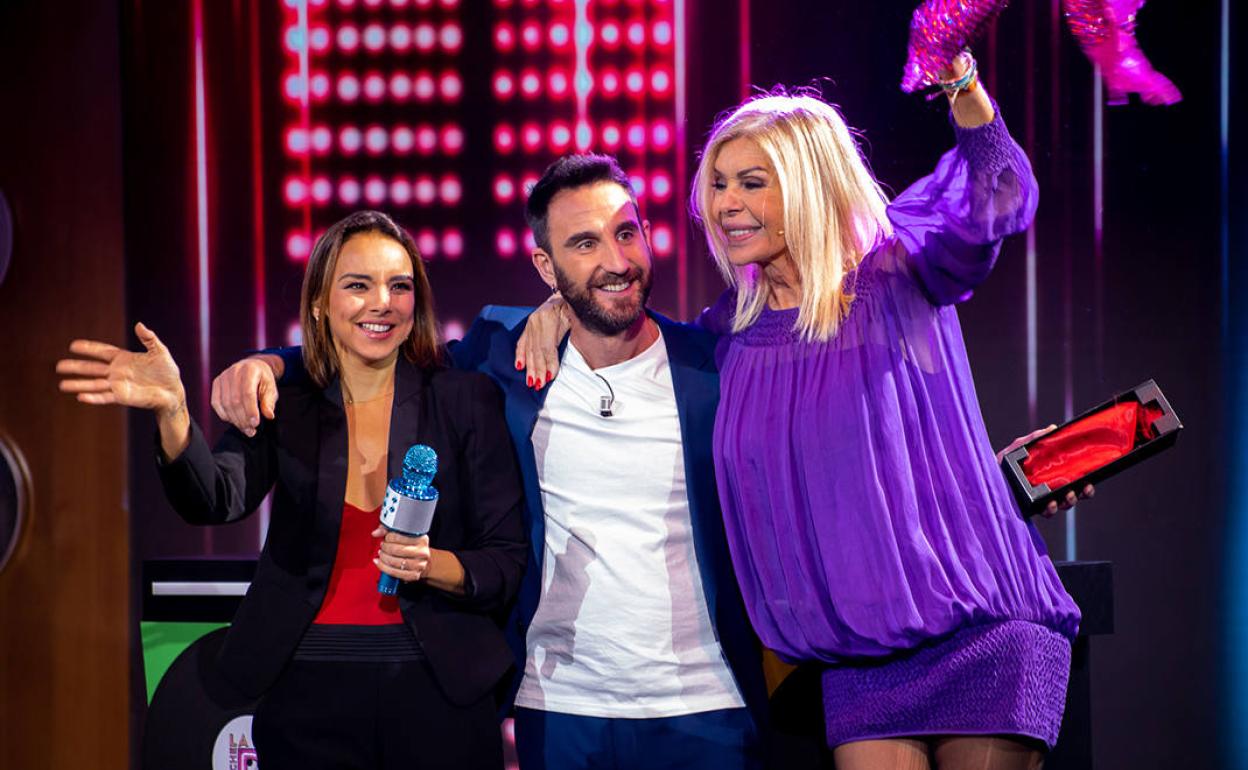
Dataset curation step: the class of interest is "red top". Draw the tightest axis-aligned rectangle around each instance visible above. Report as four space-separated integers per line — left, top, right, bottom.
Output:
313 502 403 625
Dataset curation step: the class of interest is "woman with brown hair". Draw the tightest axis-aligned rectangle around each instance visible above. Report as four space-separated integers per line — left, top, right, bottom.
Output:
57 210 526 769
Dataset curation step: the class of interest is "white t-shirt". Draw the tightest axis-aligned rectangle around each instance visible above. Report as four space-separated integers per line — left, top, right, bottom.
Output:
512 331 746 718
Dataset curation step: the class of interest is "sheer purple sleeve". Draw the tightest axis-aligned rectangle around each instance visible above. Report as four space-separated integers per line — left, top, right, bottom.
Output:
886 106 1039 305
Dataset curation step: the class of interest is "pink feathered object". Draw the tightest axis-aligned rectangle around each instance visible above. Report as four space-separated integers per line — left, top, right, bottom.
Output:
900 0 1006 93
901 0 1180 105
1063 0 1181 104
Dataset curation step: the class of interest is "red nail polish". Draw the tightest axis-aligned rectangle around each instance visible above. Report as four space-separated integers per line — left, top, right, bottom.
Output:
515 360 523 370
546 371 552 381
527 376 533 387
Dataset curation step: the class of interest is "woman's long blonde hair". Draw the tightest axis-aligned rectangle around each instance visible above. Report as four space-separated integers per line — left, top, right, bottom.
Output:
691 91 893 340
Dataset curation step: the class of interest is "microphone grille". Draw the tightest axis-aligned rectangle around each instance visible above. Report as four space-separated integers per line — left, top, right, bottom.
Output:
403 444 438 477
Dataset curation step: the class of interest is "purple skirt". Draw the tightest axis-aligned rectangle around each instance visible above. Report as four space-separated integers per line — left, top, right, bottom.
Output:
821 620 1071 750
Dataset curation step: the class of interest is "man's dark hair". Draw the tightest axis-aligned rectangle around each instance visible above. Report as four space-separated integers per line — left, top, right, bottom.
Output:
524 154 637 254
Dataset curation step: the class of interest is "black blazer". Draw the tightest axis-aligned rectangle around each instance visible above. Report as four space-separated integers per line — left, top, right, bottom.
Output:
157 358 527 705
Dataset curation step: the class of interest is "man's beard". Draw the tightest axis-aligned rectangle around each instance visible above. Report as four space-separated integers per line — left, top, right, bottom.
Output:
552 262 652 337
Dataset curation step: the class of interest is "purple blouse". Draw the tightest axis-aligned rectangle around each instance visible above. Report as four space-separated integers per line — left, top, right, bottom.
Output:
708 110 1080 663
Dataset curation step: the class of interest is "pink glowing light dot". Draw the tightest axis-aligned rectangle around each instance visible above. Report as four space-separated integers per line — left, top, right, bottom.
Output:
600 22 620 47
519 69 541 98
650 173 672 201
311 177 333 204
284 178 308 205
364 176 387 205
442 229 464 260
496 228 518 258
630 175 646 197
521 174 539 198
626 122 646 150
441 125 465 154
575 120 593 151
339 126 363 154
652 224 674 256
337 26 360 52
651 69 672 94
653 21 673 46
390 0 410 7
414 176 437 206
389 25 412 51
363 24 386 52
521 123 543 153
440 72 463 101
363 73 386 102
339 177 362 205
439 176 463 205
287 232 312 261
494 125 516 154
392 126 415 153
309 73 330 102
417 229 438 258
390 177 413 205
309 26 331 53
600 69 621 96
365 125 388 154
337 73 361 102
494 71 515 99
363 0 383 7
520 21 541 51
549 23 570 48
550 122 572 152
440 24 463 52
494 175 516 203
523 229 537 251
651 121 673 150
627 22 645 47
335 0 356 9
414 72 436 101
494 23 515 51
283 73 305 102
390 73 412 100
415 24 436 52
625 68 645 95
286 321 303 347
283 26 305 54
439 0 459 7
548 70 570 98
601 122 622 149
416 125 438 155
311 126 332 155
414 0 434 7
285 128 309 155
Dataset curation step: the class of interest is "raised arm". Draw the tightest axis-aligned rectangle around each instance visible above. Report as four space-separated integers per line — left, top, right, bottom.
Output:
887 62 1039 306
57 322 191 460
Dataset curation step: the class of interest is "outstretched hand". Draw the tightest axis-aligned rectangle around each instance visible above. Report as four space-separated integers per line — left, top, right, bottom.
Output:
515 293 572 390
57 322 186 415
996 425 1095 518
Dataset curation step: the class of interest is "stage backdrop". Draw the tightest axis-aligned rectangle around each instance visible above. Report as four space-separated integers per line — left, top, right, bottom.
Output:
115 1 1238 768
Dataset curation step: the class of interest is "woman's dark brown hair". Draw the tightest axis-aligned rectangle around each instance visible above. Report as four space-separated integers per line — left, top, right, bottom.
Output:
300 210 442 387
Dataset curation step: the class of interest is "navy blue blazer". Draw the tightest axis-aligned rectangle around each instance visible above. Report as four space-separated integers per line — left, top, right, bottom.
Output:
449 306 768 727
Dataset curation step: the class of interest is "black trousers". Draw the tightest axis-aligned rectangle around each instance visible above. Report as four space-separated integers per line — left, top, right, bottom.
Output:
252 659 502 770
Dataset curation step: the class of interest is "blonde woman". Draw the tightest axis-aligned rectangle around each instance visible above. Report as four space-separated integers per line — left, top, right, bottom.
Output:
57 210 526 769
684 59 1077 769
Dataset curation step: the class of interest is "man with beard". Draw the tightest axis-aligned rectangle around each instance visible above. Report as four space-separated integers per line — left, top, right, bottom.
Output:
210 155 767 770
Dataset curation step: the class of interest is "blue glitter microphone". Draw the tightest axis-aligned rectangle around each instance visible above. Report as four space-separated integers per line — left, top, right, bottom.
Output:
377 444 439 596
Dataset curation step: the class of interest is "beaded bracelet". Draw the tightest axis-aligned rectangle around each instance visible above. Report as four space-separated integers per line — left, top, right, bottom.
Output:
936 51 979 104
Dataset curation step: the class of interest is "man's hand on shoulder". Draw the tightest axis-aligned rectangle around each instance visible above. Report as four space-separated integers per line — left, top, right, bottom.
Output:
211 353 285 436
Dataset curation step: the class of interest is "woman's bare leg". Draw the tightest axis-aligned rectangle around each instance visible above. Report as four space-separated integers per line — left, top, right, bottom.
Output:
834 738 931 770
932 736 1045 770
